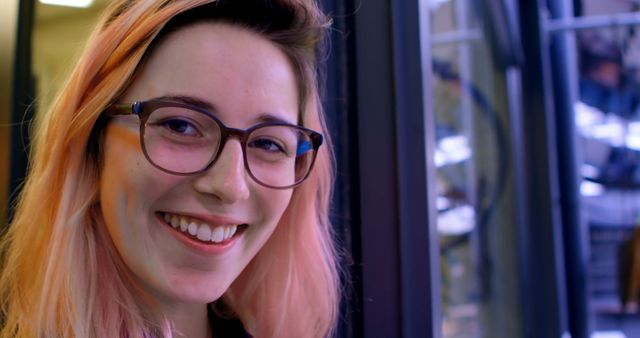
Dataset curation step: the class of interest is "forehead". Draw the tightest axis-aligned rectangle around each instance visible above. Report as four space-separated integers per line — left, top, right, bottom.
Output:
122 22 299 125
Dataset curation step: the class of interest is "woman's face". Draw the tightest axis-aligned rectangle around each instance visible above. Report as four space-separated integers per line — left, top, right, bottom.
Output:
99 23 297 307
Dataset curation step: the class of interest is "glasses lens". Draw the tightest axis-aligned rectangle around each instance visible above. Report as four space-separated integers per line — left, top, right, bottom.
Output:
246 125 315 188
143 106 221 174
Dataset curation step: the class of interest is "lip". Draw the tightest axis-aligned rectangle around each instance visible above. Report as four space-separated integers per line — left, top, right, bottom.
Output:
156 212 247 255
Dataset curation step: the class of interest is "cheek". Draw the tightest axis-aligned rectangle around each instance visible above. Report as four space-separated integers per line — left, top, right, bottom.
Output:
253 188 293 238
98 126 185 288
98 124 165 254
99 156 177 243
99 139 144 255
99 122 174 212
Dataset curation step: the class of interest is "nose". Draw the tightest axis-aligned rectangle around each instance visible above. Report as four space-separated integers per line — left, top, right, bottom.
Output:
192 139 250 203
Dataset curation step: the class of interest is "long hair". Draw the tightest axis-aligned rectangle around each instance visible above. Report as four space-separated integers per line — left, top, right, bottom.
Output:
0 0 339 337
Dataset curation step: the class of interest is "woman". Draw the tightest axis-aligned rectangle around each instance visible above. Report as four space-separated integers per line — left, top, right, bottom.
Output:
0 0 340 337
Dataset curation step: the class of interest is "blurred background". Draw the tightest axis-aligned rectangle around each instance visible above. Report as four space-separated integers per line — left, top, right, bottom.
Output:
4 0 640 337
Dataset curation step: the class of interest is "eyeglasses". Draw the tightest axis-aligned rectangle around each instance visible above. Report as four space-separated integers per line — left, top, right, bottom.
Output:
104 99 323 189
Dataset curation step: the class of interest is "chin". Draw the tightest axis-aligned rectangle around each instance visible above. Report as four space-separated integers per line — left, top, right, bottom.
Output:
150 269 235 306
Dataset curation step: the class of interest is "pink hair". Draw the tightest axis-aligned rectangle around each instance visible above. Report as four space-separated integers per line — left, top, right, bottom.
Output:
0 0 340 337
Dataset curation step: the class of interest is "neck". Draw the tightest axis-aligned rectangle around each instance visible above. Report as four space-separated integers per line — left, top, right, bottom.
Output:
161 302 211 338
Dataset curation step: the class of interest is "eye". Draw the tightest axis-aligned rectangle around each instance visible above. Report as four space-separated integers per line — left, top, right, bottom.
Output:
248 137 287 153
155 118 201 137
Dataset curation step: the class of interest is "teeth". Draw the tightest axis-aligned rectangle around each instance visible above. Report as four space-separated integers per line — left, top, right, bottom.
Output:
211 226 225 243
229 225 237 238
197 225 212 241
187 222 198 236
181 221 190 232
163 213 240 244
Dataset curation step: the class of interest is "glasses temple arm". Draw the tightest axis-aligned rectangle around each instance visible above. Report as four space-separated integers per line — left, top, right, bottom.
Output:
103 102 138 117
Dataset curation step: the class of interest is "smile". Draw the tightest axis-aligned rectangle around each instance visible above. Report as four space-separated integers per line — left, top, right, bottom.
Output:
160 212 245 244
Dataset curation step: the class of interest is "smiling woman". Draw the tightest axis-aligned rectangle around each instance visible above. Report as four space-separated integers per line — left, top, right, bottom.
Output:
0 1 339 337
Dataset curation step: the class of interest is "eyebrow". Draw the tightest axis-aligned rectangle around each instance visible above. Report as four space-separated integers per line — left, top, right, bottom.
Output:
155 94 297 125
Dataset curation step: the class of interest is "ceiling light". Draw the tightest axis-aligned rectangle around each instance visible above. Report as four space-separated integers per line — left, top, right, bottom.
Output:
39 0 94 8
580 180 604 197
